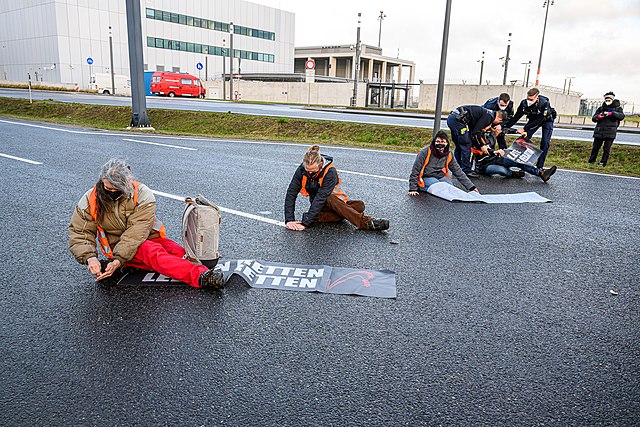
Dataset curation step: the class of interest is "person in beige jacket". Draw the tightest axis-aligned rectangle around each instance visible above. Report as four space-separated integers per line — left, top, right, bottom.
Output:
68 159 223 289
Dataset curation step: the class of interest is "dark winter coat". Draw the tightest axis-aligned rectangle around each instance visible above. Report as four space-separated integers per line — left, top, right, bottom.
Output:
505 95 555 132
284 155 339 226
592 100 625 140
483 97 514 121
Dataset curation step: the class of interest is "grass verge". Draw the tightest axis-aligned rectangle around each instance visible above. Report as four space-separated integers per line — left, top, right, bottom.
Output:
1 98 638 177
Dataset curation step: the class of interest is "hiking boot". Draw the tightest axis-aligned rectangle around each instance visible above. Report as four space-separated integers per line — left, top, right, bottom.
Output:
199 268 225 290
366 218 390 231
539 165 557 182
510 170 525 178
466 171 480 178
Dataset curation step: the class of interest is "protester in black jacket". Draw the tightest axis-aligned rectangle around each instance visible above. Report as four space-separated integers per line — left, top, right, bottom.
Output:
504 88 556 168
589 92 625 167
483 93 514 149
284 145 389 231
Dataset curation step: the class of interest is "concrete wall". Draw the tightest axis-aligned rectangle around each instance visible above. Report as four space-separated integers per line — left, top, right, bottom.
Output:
418 84 581 115
204 80 366 106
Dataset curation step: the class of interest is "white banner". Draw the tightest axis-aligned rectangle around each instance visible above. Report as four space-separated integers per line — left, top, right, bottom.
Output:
427 182 550 204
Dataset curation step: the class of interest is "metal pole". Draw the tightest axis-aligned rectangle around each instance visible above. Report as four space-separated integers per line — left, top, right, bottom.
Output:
28 73 32 104
525 64 531 87
478 51 484 85
108 26 115 95
125 0 151 127
562 78 567 94
567 77 573 94
502 32 511 85
377 11 385 48
222 39 226 100
433 0 452 133
351 13 361 107
229 23 234 101
205 56 208 81
535 1 553 87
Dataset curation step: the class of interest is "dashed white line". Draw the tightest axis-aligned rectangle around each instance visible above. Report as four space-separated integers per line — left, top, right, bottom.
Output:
0 152 42 165
122 138 197 151
150 189 286 227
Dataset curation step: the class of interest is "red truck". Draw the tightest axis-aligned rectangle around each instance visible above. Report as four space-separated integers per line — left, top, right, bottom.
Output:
150 71 206 98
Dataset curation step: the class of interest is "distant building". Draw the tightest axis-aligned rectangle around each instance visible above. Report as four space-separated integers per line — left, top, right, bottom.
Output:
0 0 294 88
294 44 415 83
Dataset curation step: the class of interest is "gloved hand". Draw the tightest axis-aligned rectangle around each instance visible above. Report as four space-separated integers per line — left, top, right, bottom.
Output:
605 111 613 117
597 113 605 120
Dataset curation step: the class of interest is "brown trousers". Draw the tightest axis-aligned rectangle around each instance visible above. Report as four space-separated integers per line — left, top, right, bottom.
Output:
315 194 372 229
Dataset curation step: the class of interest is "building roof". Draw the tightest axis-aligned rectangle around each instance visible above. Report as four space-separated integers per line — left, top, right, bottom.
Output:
295 44 415 66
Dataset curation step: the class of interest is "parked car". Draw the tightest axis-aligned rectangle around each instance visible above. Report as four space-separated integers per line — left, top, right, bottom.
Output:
150 72 206 98
89 73 131 96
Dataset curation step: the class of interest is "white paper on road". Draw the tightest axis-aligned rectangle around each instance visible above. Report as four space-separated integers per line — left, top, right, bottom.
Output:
427 182 550 204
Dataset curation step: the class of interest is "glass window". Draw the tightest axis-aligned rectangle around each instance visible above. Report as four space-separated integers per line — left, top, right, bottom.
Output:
181 78 192 85
187 16 193 26
208 20 215 30
257 53 264 61
163 39 169 49
179 14 186 25
193 18 201 27
171 13 179 23
194 44 202 53
155 38 163 48
222 23 229 32
194 80 200 86
146 8 154 19
163 11 170 22
202 45 208 54
187 43 194 52
172 40 180 50
147 37 154 47
155 10 162 20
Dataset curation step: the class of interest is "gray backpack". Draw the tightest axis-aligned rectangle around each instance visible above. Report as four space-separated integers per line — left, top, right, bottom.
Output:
182 195 221 268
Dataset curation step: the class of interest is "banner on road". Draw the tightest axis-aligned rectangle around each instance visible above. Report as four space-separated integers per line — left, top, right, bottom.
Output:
427 182 550 204
115 259 397 299
504 139 542 165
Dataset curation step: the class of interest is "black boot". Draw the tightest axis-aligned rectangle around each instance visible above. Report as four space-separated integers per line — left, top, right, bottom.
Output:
199 269 225 290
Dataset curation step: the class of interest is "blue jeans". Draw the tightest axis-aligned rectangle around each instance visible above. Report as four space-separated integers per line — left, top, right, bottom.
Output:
447 114 472 173
526 120 553 168
483 157 540 177
418 176 453 191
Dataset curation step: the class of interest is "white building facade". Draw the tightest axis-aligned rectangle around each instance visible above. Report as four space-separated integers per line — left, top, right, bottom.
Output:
0 0 295 88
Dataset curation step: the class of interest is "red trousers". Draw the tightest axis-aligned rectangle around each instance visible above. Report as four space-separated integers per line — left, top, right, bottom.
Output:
124 238 208 288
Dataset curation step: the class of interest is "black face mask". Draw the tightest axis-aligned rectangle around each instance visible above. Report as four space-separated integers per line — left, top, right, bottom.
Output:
435 143 447 152
106 190 122 201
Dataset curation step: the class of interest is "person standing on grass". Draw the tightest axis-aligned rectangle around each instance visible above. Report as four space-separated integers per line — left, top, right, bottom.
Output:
589 91 625 167
68 158 224 289
285 145 389 231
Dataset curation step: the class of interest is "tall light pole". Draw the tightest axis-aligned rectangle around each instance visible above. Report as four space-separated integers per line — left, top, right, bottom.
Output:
433 0 452 133
351 12 361 107
535 0 554 87
478 51 485 85
521 61 531 86
566 76 574 94
124 0 151 127
108 26 115 95
229 22 234 101
377 11 386 48
222 39 226 100
502 32 512 85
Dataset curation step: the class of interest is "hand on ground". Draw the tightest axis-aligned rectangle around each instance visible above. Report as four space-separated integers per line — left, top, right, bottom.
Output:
286 221 306 231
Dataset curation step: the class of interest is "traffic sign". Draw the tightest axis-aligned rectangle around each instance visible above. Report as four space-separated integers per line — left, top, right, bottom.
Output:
86 57 93 65
196 62 203 70
305 59 315 70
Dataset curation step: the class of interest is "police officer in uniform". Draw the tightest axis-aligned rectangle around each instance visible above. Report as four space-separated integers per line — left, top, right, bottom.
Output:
483 93 514 150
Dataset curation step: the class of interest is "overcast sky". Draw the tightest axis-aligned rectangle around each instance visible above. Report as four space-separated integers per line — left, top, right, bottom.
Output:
255 0 640 107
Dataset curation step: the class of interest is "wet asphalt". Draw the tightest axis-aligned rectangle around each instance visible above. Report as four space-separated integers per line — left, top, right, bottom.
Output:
0 118 638 426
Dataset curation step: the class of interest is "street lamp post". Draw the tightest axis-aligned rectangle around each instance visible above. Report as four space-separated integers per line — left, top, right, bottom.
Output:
377 11 386 48
124 0 151 127
108 26 115 95
351 12 361 107
566 76 575 94
502 32 512 85
433 0 453 133
521 61 531 86
229 22 234 101
535 0 554 87
222 39 226 100
478 51 485 85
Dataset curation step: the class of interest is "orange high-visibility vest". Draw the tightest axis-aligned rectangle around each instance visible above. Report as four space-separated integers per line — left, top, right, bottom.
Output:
88 181 166 259
300 164 348 202
418 149 452 188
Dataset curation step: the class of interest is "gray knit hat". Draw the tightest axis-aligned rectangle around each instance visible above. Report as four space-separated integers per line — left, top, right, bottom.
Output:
604 91 615 100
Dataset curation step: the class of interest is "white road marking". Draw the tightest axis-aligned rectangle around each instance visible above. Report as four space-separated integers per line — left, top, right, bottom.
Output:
1 118 639 181
0 152 42 165
150 189 286 227
123 138 197 151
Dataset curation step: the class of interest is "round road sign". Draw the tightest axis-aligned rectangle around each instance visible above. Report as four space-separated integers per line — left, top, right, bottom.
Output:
196 62 203 70
86 57 93 65
305 59 315 70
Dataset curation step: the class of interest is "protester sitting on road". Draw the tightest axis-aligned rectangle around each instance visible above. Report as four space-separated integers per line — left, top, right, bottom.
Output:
589 91 625 167
446 105 508 178
285 145 389 231
408 130 478 196
68 158 224 289
483 93 514 149
503 88 556 169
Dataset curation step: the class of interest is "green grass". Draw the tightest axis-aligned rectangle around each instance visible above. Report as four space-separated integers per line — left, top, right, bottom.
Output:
1 97 639 177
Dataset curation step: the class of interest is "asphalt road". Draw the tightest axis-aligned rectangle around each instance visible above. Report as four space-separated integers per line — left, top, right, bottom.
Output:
1 118 638 426
1 87 639 146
